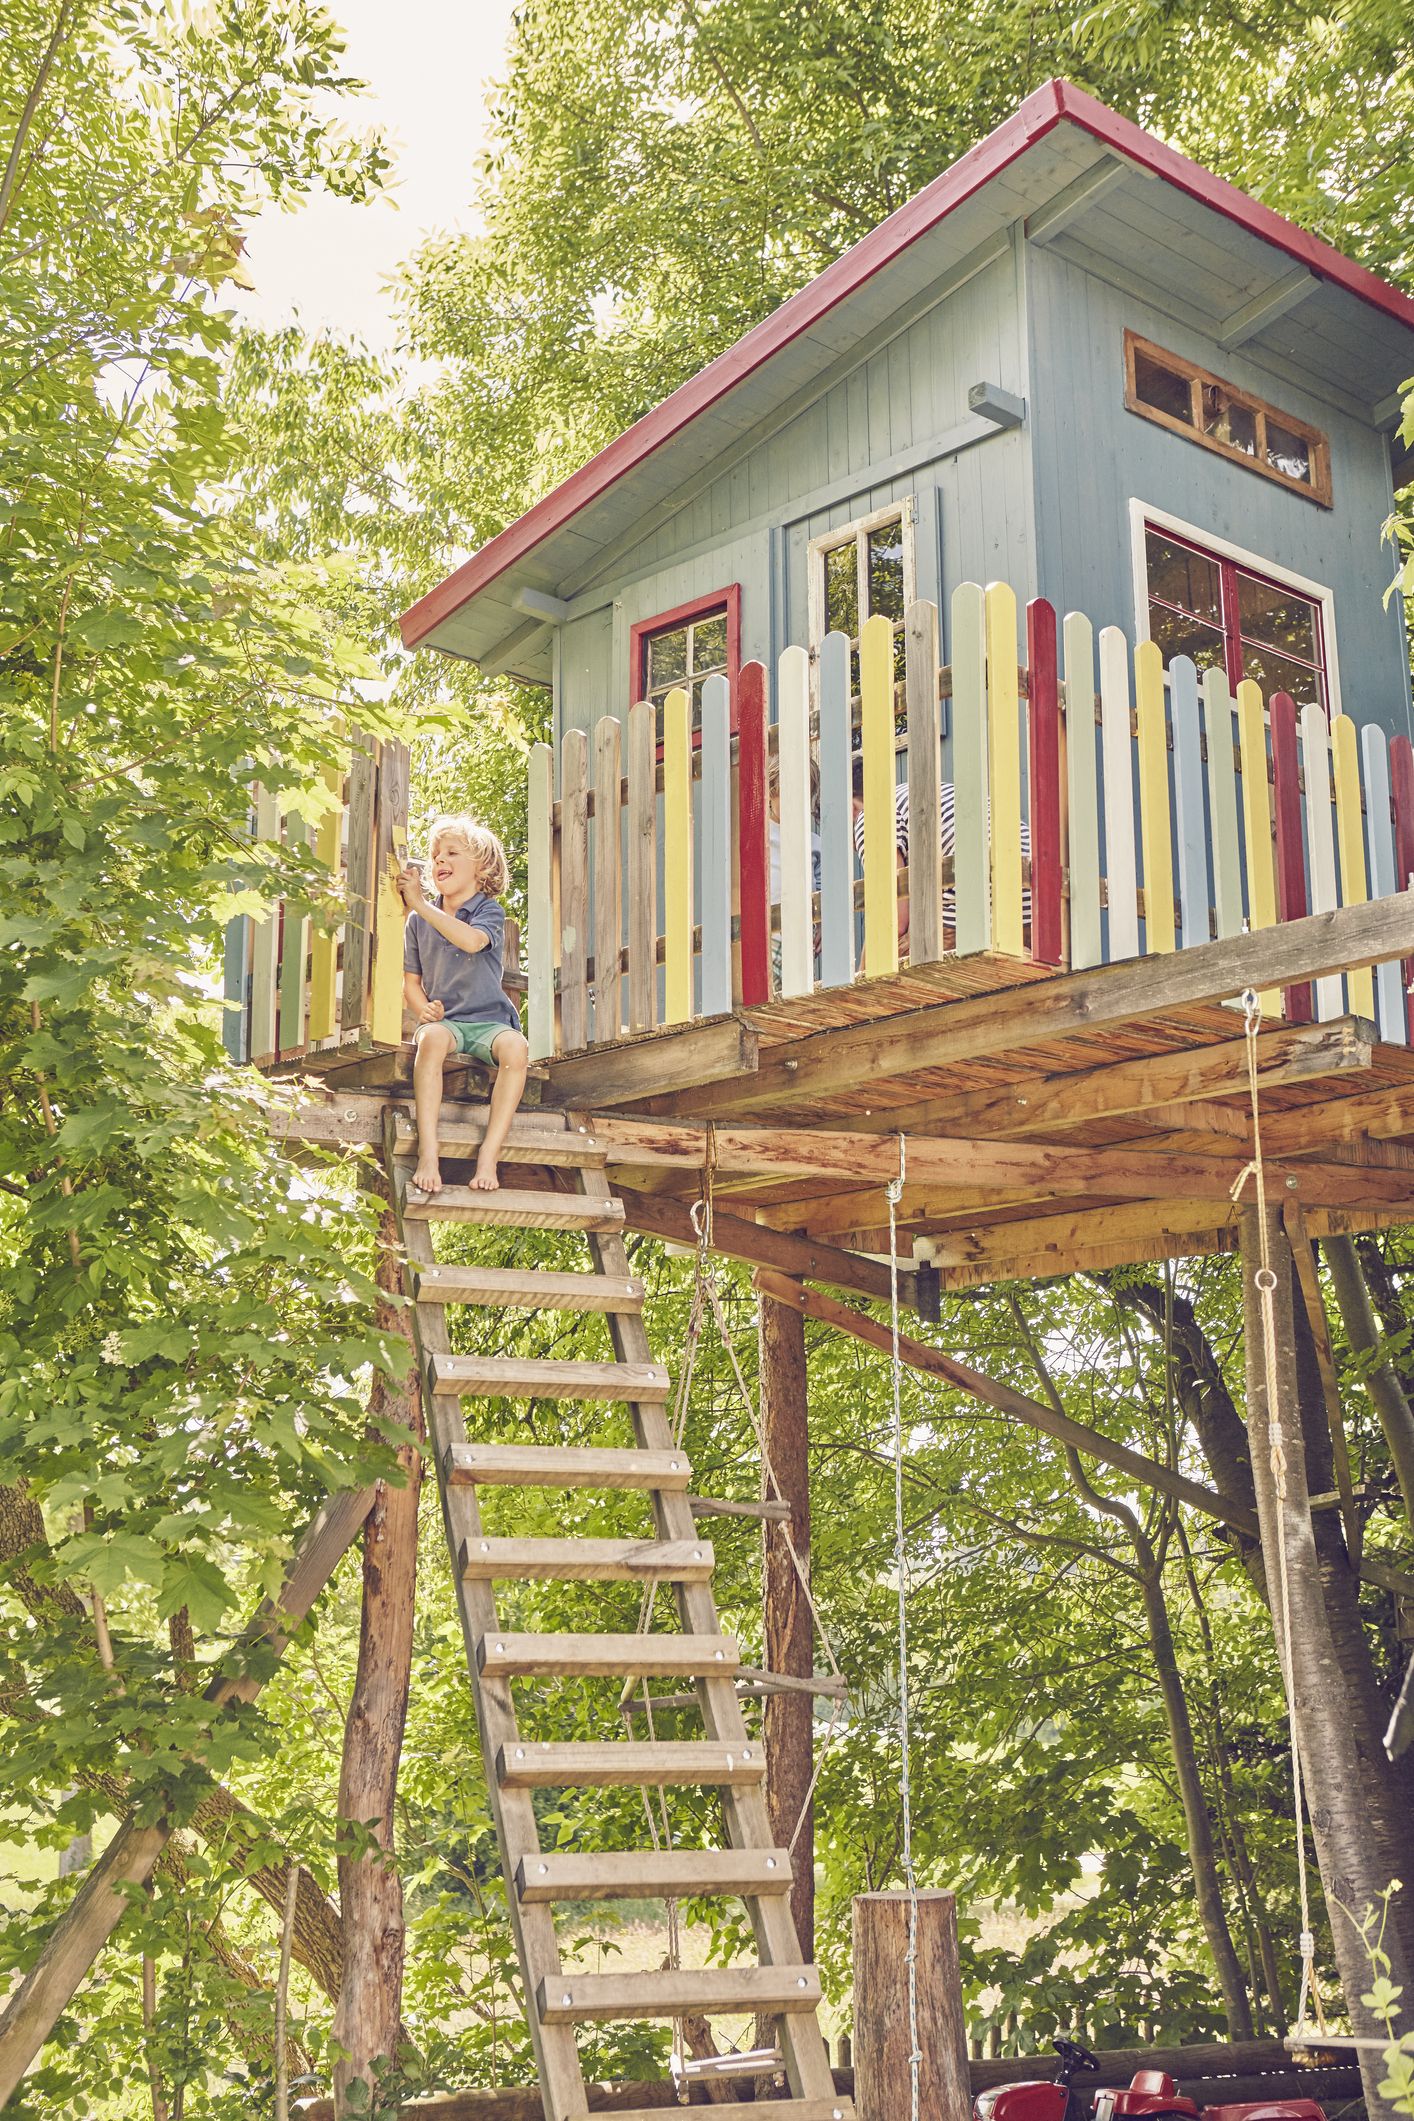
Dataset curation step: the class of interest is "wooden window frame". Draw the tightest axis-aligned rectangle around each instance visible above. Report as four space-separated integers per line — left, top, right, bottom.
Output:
629 584 741 751
806 498 918 657
1123 330 1332 508
1130 498 1338 716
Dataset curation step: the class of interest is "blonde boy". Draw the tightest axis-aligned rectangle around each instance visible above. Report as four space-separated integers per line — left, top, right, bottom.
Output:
398 816 529 1195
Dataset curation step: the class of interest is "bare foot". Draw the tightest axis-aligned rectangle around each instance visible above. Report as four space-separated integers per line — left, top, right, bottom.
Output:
411 1157 443 1195
471 1154 501 1192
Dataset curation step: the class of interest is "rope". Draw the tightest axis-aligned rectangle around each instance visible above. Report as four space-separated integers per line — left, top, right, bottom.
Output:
888 1133 922 2121
1232 991 1327 2042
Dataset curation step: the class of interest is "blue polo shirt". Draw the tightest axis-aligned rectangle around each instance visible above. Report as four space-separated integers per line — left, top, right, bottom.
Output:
403 892 520 1030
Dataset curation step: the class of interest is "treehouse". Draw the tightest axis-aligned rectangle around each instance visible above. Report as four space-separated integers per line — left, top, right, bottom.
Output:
209 81 1414 2121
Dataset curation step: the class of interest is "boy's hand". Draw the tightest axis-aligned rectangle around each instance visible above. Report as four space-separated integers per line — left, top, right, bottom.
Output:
416 996 445 1024
397 863 428 910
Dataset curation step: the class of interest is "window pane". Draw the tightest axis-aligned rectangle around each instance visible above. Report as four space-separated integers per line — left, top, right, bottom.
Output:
1235 573 1319 665
1266 420 1312 484
1149 601 1227 672
1134 349 1193 424
1239 645 1323 710
824 541 859 638
866 521 906 624
647 626 688 689
689 613 728 675
1201 384 1257 456
1146 530 1222 623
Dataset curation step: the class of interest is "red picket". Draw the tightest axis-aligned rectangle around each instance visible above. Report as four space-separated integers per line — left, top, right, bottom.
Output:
1390 734 1414 1040
1269 693 1311 1024
1026 597 1063 965
737 659 771 1006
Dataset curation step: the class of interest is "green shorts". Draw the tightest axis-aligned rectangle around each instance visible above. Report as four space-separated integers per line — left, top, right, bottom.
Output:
443 1019 515 1065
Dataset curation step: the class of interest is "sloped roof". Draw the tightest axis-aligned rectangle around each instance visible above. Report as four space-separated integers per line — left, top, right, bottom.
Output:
402 77 1414 671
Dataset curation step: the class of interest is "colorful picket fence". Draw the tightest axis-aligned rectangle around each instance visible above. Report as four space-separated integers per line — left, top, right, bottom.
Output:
223 735 409 1069
527 588 1414 1059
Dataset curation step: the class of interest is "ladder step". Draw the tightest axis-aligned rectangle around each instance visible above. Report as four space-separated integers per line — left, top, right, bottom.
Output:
394 1108 607 1167
477 1631 740 1677
431 1352 669 1403
461 1537 714 1583
445 1443 692 1490
610 2104 851 2121
411 1263 643 1313
499 1741 765 1789
404 1185 624 1230
516 1848 793 1903
537 1965 822 2023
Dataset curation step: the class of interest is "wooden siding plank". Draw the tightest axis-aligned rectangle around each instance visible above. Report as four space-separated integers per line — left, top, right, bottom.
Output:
737 662 771 1007
986 581 1024 957
1026 597 1063 965
1301 700 1343 1022
526 742 555 1059
1168 656 1207 950
340 737 376 1034
626 699 657 1034
222 910 249 1064
249 783 280 1063
1062 610 1101 970
1332 713 1376 1022
306 768 342 1044
777 644 814 999
817 629 854 990
1361 725 1406 1043
905 599 943 966
662 686 694 1024
698 675 732 1020
1393 735 1414 1041
860 611 898 976
1098 626 1138 962
952 582 990 954
559 729 591 1050
592 714 623 1040
278 809 310 1056
1202 668 1242 940
1237 677 1279 1016
1270 693 1312 1024
1134 639 1174 955
368 739 409 1048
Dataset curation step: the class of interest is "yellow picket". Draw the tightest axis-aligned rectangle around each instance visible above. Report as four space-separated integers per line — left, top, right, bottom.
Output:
1236 678 1279 1015
860 612 898 977
1331 713 1376 1020
1134 639 1175 953
984 582 1023 956
306 766 343 1043
663 685 694 1023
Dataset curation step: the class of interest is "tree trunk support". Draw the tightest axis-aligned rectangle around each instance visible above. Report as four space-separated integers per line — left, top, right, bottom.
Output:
759 1284 814 1958
853 1889 970 2121
1238 1204 1409 2121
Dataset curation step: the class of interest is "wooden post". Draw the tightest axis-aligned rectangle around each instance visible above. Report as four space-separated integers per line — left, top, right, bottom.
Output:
853 1889 971 2121
759 1285 813 1956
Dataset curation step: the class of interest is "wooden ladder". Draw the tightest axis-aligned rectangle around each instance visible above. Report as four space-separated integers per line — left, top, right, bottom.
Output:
382 1104 851 2121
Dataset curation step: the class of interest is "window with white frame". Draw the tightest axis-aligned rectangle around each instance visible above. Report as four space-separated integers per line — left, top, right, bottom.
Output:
808 501 917 695
1134 506 1335 715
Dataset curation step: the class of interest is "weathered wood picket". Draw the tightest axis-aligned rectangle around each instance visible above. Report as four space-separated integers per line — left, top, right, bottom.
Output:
223 734 409 1069
526 583 1414 1060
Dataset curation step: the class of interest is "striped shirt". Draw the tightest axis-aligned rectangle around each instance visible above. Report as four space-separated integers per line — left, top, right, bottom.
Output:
852 784 1032 922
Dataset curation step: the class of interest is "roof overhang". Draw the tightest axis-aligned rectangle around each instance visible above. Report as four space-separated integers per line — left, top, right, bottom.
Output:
402 77 1414 677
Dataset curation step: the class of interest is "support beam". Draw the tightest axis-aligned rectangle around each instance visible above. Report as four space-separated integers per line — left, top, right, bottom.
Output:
759 1287 814 1958
663 894 1414 1119
0 1484 377 2105
616 1185 916 1309
1024 155 1133 243
543 1018 759 1106
853 1891 971 2121
1217 267 1315 348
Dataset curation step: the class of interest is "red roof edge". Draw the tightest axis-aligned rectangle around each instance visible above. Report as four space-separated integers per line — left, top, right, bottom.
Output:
401 78 1414 654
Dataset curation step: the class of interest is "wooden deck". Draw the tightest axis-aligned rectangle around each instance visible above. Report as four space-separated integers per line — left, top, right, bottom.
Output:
273 893 1414 1293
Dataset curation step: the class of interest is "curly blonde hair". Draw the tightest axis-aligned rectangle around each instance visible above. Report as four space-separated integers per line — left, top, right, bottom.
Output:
427 814 511 899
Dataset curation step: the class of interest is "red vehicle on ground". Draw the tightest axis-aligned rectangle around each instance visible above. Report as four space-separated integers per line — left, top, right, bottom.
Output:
973 2038 1329 2121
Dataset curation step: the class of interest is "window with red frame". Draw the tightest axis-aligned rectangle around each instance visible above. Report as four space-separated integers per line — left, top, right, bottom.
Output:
1142 523 1330 712
631 587 740 745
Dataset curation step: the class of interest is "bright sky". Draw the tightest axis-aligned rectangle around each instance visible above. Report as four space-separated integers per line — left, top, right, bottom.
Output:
234 0 519 350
